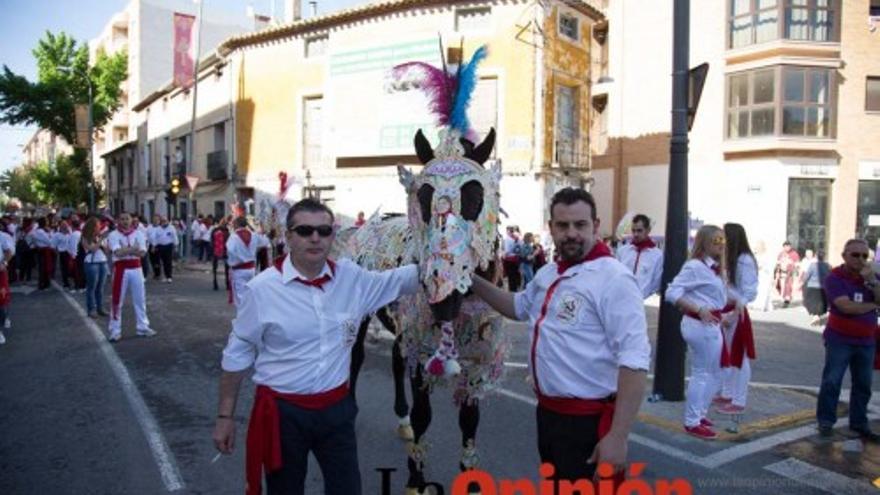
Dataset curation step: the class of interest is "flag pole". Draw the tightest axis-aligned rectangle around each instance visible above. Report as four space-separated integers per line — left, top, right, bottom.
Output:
187 0 204 203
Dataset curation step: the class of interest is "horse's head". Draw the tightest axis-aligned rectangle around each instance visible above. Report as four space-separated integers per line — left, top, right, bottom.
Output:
399 128 500 322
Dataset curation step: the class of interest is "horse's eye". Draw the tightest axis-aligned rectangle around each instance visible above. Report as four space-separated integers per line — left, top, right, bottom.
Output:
417 184 434 224
459 181 484 221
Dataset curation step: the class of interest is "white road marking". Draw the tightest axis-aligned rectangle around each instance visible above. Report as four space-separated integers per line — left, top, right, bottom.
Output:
54 282 185 492
763 458 874 494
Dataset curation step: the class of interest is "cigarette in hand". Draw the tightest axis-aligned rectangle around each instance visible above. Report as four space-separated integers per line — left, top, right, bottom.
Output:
211 452 222 464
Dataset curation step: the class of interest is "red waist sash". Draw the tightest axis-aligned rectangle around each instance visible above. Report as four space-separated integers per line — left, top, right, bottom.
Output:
246 383 349 495
537 393 616 438
684 303 736 367
231 261 256 270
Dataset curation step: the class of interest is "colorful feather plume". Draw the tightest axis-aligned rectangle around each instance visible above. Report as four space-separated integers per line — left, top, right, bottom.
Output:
392 44 489 141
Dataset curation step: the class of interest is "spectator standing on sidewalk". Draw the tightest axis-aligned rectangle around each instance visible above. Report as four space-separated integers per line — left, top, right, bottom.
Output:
501 226 522 292
212 198 420 495
470 187 650 484
774 241 800 306
81 217 109 318
801 251 832 325
716 223 759 416
616 214 663 299
666 225 739 440
519 232 536 285
816 238 880 442
191 214 204 261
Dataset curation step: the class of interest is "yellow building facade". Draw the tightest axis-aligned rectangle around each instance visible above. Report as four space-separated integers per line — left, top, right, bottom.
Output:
219 0 603 232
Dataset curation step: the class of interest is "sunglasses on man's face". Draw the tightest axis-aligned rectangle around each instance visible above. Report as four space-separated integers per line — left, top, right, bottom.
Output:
289 224 334 237
847 252 869 260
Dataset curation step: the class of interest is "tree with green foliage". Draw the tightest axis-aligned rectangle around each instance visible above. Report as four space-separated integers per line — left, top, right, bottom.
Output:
0 31 126 207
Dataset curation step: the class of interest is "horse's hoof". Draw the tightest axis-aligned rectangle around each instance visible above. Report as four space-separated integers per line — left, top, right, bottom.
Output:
398 424 414 441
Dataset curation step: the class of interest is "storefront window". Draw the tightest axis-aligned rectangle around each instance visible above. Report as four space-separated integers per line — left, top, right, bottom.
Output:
857 180 880 252
787 178 831 255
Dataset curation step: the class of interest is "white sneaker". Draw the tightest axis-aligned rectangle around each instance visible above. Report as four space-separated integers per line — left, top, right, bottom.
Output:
0 330 5 345
108 333 122 343
165 278 172 283
137 328 157 338
3 318 10 329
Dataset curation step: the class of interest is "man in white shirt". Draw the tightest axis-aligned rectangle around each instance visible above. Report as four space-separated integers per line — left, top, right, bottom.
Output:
225 216 258 308
191 215 203 261
153 216 178 282
31 218 54 291
471 187 650 485
212 198 419 495
616 214 663 299
107 213 155 342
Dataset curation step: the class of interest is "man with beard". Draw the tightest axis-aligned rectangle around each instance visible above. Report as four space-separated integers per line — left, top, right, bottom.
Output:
471 187 650 485
616 214 663 298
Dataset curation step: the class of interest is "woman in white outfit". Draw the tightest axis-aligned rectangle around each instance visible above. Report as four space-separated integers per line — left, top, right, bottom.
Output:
666 225 738 440
717 223 759 415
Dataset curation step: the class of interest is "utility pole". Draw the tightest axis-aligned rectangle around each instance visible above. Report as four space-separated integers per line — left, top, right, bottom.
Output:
652 0 690 401
87 78 95 214
187 0 204 190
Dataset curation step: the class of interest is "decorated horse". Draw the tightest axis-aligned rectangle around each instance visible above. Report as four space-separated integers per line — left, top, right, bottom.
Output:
335 44 508 494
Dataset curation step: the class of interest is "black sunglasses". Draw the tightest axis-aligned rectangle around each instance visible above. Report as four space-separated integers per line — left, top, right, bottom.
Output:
289 224 334 237
847 252 869 260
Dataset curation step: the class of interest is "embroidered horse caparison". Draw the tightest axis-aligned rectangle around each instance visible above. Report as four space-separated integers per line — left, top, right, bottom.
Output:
338 127 507 494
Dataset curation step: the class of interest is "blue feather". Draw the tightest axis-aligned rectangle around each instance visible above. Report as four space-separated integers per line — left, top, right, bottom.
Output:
449 46 488 138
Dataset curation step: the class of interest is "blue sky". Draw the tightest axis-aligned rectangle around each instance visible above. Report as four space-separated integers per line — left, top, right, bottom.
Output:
0 0 362 173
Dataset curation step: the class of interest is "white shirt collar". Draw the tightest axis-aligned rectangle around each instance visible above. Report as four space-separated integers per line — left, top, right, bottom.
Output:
280 255 336 285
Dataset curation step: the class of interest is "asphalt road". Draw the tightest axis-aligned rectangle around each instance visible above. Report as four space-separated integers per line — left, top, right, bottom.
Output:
0 265 873 495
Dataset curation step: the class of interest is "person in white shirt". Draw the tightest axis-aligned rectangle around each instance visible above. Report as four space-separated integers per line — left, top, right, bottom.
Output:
471 188 651 483
31 218 54 291
716 223 759 415
616 214 664 299
191 216 204 261
107 213 155 342
153 216 178 282
54 221 75 289
147 215 162 279
501 226 523 291
212 199 419 495
81 217 109 318
69 218 85 292
0 219 16 344
666 225 740 440
225 216 258 308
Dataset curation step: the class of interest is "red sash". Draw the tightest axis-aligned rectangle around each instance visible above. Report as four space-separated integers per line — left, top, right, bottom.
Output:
111 259 142 320
246 383 349 495
728 307 755 367
40 247 55 278
685 303 736 367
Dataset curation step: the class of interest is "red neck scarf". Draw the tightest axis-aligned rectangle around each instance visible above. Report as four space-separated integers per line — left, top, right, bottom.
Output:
236 228 252 247
117 226 137 237
556 242 614 275
274 255 337 290
632 237 656 252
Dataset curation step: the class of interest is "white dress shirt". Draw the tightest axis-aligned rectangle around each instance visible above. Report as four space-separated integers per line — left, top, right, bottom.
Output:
0 231 16 257
665 257 727 311
616 243 664 298
153 225 178 246
513 257 652 399
107 229 147 261
221 257 420 393
226 229 257 267
728 254 759 305
53 232 72 254
31 228 53 248
68 230 82 255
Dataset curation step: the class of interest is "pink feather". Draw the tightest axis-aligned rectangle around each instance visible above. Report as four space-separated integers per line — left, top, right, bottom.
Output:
393 62 455 126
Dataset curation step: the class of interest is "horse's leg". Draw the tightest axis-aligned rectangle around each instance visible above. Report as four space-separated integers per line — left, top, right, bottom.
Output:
377 307 414 440
406 367 432 494
348 316 371 402
459 400 482 494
